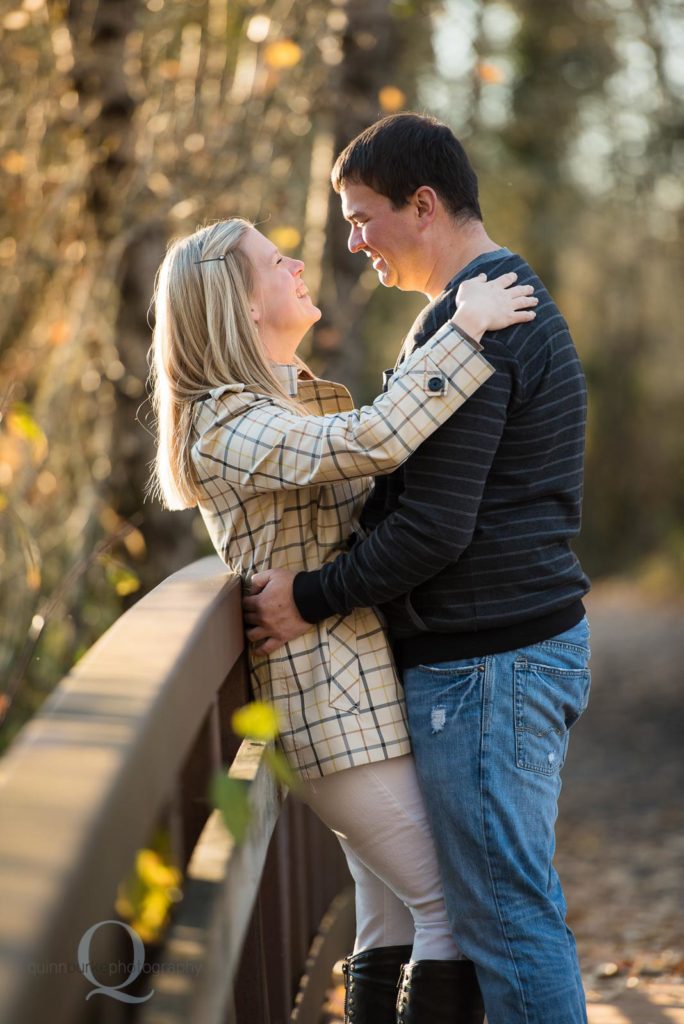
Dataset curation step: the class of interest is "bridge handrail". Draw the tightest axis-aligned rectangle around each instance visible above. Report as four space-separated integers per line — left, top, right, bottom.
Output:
0 556 352 1024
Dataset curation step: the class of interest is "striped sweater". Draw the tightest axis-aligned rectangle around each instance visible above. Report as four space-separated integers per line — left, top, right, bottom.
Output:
293 248 591 668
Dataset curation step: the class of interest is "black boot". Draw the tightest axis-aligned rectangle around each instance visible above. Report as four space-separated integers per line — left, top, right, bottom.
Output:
341 944 413 1023
396 959 485 1023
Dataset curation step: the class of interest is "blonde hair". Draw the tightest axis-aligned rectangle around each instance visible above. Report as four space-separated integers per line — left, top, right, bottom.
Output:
146 218 308 510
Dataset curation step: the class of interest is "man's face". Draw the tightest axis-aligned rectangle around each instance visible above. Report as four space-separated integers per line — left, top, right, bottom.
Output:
340 181 426 292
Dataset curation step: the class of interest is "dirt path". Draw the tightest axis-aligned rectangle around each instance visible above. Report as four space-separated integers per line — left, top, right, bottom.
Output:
557 584 684 1021
320 583 684 1022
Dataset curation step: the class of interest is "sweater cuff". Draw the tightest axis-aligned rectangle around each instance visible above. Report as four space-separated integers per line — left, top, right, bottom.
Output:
293 570 337 624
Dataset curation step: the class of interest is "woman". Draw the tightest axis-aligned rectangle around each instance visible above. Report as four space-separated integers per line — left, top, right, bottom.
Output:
147 218 537 1023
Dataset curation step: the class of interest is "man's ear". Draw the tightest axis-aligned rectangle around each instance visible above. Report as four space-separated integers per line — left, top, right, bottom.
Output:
413 186 438 224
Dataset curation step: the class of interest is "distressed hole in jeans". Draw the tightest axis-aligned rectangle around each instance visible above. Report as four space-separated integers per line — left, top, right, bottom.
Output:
430 706 447 734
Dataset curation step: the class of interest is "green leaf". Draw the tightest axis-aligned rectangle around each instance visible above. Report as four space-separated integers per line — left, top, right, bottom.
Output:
211 773 251 845
264 746 299 792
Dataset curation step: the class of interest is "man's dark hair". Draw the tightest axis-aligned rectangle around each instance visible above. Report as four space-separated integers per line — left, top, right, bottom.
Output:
331 113 482 222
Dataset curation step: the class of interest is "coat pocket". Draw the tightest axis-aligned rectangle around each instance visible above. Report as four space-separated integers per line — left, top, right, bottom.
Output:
325 611 361 714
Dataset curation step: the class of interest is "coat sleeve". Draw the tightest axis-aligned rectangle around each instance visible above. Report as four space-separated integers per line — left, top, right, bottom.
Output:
191 324 494 493
293 368 512 622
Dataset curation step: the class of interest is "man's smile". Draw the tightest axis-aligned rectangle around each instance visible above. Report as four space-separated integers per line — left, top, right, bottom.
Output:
365 249 387 271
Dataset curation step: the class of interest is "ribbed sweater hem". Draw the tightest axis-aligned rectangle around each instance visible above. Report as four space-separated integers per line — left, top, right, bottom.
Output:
393 598 586 671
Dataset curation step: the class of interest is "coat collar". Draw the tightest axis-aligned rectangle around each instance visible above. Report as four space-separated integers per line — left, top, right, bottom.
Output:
271 362 316 397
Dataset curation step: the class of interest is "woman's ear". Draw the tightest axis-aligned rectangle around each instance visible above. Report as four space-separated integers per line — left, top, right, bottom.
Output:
249 304 260 325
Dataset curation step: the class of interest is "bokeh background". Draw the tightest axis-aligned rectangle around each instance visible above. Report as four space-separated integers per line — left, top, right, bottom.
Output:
1 0 684 1005
1 0 683 769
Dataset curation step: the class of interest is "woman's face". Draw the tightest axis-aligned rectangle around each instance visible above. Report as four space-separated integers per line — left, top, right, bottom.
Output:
240 227 321 363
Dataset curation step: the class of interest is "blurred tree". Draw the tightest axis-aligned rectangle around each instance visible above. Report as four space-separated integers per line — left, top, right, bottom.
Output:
1 0 682 749
67 0 196 590
1 0 342 739
306 0 437 393
423 0 684 580
490 0 617 286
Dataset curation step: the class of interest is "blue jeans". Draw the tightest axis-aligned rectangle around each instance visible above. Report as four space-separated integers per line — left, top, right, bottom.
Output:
403 617 591 1024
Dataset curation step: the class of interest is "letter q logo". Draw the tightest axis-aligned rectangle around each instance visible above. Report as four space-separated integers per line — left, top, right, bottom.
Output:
78 920 153 1003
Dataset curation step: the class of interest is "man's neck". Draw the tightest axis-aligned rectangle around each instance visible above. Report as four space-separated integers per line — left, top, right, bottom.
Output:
423 222 501 301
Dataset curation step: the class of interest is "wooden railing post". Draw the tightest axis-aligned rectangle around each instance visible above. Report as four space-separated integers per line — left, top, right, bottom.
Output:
0 557 353 1024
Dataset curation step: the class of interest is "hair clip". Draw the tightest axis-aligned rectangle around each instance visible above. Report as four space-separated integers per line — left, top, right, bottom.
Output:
194 255 226 264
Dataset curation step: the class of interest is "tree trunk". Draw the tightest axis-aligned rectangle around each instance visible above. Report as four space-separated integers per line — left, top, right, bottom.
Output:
309 0 434 394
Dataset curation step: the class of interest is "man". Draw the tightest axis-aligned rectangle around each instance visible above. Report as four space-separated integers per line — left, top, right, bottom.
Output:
244 113 591 1024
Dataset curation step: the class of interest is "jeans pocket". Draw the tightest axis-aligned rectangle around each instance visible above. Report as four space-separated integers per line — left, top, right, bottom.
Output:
405 663 484 737
514 660 591 775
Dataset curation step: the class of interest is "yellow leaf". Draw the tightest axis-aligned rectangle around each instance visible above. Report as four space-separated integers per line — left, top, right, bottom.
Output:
268 225 301 250
158 59 180 80
378 86 406 113
99 506 121 532
476 62 505 85
123 526 147 560
263 39 302 70
1 151 26 174
48 320 70 346
26 565 41 591
6 406 40 439
114 893 134 919
106 561 141 596
116 834 180 944
6 405 48 464
115 572 140 596
140 888 172 931
136 850 163 886
136 849 181 889
129 920 157 944
231 700 280 741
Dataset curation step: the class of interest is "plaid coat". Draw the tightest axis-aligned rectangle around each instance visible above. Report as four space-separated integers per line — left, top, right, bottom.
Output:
190 323 493 778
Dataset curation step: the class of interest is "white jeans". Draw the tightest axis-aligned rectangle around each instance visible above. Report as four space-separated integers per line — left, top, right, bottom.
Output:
298 754 463 961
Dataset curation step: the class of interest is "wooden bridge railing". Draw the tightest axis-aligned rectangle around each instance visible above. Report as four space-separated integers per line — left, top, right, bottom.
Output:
0 556 354 1024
